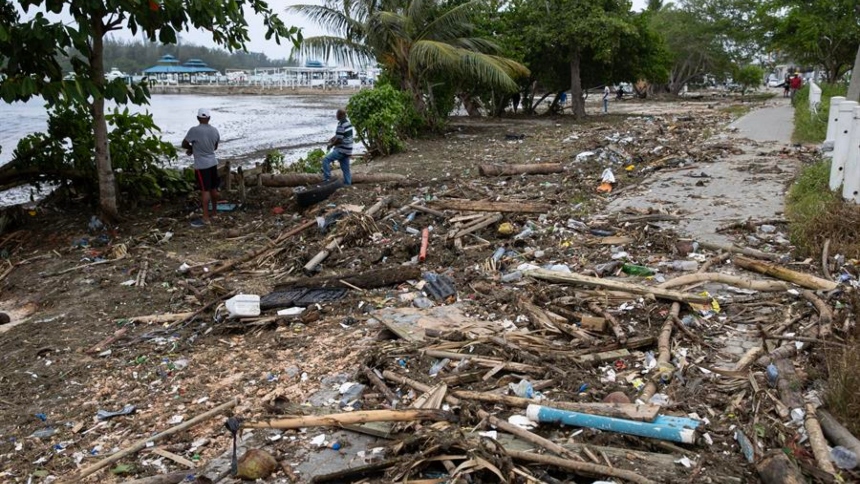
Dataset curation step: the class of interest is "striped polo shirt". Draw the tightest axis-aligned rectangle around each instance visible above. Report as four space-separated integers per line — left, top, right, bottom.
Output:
335 117 354 155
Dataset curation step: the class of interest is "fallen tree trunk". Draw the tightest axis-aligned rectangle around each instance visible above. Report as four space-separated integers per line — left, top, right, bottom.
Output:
430 198 552 214
452 390 659 421
478 163 564 177
276 266 421 291
260 172 406 187
242 409 453 429
525 269 710 304
734 256 838 291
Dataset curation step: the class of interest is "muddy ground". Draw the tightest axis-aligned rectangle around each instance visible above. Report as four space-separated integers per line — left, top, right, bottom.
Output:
0 93 854 483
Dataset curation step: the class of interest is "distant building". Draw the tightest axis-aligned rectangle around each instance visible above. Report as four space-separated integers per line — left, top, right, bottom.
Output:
142 55 219 84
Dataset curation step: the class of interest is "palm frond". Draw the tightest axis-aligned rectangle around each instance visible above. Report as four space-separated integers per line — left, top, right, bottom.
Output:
450 37 503 55
292 36 376 67
410 40 522 91
287 4 367 37
416 0 480 41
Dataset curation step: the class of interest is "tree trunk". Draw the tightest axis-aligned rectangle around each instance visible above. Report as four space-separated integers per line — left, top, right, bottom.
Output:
847 44 860 102
89 18 119 220
569 50 586 119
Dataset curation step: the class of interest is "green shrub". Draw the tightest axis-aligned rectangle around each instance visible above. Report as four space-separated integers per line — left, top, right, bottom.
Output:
264 150 287 173
793 83 847 144
11 100 185 201
289 148 325 174
347 84 416 155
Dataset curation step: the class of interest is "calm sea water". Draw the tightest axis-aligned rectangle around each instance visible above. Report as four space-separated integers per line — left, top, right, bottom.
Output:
0 93 356 168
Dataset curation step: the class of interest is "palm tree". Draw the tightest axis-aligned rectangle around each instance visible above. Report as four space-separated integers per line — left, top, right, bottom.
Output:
288 0 528 119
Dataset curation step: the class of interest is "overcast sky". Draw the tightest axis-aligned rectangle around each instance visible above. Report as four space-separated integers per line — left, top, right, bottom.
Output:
110 0 651 60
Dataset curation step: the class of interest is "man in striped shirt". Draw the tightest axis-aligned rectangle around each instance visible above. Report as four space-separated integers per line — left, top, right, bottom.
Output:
323 109 354 185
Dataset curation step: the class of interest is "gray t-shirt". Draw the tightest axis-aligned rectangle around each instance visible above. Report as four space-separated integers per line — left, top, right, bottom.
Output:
184 124 220 169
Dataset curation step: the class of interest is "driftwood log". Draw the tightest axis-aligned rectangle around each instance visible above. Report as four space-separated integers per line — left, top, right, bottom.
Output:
478 163 564 176
430 198 552 214
818 409 860 459
65 398 238 482
525 269 710 304
276 267 421 291
733 256 838 291
697 240 780 262
242 409 453 429
260 173 406 187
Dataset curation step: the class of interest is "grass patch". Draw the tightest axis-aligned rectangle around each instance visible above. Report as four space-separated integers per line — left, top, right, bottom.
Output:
793 83 848 144
718 104 752 117
786 159 860 258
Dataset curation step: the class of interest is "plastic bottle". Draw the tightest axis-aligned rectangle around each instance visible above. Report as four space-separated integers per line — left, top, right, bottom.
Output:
491 247 506 262
500 271 523 282
766 364 779 387
831 446 858 470
508 380 534 398
663 260 698 271
621 263 655 276
429 358 450 377
513 226 534 240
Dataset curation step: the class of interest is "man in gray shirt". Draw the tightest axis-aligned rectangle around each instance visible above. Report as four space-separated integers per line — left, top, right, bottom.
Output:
182 108 220 226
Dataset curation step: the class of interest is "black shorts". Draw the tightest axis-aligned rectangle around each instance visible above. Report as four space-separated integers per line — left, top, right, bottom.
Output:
194 166 220 191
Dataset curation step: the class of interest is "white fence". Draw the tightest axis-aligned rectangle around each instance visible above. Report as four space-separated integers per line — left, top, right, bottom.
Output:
809 81 822 113
825 92 860 203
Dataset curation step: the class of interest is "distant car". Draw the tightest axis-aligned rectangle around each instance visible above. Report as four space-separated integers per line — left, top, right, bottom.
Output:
766 77 782 88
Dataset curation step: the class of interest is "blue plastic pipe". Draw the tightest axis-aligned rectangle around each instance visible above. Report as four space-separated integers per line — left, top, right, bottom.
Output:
526 404 701 444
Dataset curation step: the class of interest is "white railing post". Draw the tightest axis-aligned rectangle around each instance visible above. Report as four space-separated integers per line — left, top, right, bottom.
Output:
809 81 822 112
824 96 845 151
830 100 858 191
843 106 860 204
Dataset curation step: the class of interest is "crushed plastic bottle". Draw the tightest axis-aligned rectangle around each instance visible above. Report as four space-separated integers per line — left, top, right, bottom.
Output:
644 351 657 370
500 271 523 283
661 260 698 271
429 358 450 377
513 226 534 240
491 247 506 262
766 364 779 387
831 446 858 470
508 379 534 399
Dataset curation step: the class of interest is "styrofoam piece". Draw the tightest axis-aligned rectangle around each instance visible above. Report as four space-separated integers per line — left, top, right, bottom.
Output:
830 100 858 190
824 96 845 150
842 106 860 204
225 294 261 317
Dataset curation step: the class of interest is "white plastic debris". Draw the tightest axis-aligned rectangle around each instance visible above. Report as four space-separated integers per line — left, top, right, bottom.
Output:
507 415 537 430
310 434 327 447
277 307 306 316
601 168 616 183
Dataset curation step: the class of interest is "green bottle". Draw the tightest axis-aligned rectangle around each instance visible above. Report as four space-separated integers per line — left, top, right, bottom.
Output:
621 263 655 276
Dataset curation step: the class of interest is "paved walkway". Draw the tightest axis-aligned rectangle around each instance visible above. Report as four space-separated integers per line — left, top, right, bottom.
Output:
728 100 794 143
607 98 797 246
608 98 799 368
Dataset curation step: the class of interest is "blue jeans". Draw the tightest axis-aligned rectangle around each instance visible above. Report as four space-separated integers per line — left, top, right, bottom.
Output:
603 98 608 113
322 150 351 185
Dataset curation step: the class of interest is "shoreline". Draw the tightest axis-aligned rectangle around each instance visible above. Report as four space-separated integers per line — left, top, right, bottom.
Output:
149 85 365 96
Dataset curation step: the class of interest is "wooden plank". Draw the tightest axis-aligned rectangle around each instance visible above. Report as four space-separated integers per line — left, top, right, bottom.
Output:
524 269 710 304
577 349 630 364
151 448 197 468
430 199 552 214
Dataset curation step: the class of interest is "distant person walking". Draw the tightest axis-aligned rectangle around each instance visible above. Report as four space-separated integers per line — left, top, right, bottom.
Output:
789 74 803 104
323 109 354 185
603 85 611 113
783 74 791 98
182 108 220 227
511 92 521 114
